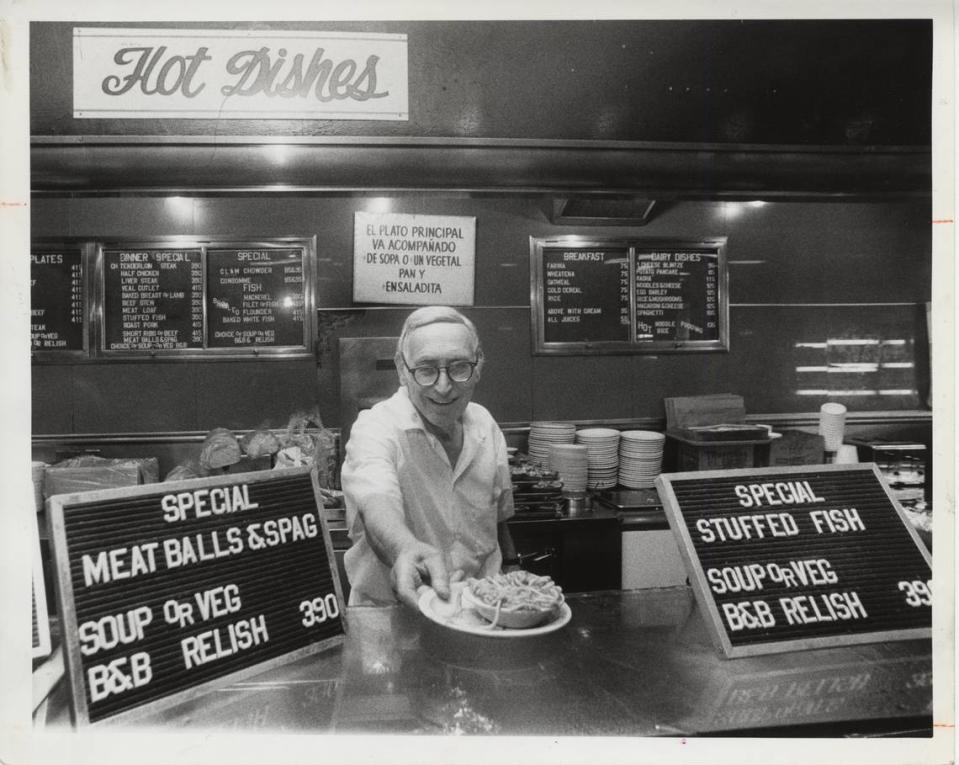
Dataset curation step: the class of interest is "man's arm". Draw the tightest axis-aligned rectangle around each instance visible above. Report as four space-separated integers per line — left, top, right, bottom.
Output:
497 520 519 572
361 497 452 608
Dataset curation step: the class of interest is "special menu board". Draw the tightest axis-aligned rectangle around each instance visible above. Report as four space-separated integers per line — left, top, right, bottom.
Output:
656 464 932 658
531 238 728 354
207 248 306 348
31 248 85 353
102 248 205 351
47 468 345 725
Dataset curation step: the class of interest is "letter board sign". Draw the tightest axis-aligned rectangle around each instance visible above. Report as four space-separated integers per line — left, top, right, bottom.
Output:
655 464 932 658
47 467 345 725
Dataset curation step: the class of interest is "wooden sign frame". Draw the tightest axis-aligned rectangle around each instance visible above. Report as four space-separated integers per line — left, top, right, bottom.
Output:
48 467 346 725
530 236 729 355
656 463 932 659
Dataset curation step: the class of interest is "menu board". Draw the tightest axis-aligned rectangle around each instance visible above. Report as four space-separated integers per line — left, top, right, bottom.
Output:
47 468 345 725
206 248 306 348
102 248 204 351
531 238 727 354
541 246 630 344
634 249 721 343
31 248 85 352
656 464 932 658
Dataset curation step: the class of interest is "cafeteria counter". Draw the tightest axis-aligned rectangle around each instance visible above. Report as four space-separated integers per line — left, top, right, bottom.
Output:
35 586 932 737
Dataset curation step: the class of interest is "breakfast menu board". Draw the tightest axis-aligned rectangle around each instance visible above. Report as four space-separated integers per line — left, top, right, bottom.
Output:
31 248 85 352
542 245 630 343
47 467 345 725
531 238 727 354
102 248 205 351
206 248 306 348
656 464 932 658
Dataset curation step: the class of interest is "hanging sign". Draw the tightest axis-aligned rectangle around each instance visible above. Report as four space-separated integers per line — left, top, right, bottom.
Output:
73 28 408 120
656 464 932 658
353 212 476 306
47 467 345 725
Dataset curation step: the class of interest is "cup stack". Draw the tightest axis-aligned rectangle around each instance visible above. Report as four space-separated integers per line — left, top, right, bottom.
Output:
818 403 848 452
527 421 576 469
575 428 621 490
548 444 589 496
618 431 666 489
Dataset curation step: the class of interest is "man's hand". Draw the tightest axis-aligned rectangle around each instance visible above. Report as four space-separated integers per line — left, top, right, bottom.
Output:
390 543 459 608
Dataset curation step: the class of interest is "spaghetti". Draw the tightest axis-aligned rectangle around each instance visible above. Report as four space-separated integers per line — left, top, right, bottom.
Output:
465 570 564 628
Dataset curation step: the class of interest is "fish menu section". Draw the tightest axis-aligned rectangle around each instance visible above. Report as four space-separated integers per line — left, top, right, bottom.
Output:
532 238 727 354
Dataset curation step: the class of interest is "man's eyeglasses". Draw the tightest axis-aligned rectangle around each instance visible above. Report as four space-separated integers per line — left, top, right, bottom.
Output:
402 356 478 387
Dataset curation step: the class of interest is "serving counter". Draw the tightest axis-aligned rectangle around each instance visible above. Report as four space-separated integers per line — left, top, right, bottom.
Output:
35 586 932 737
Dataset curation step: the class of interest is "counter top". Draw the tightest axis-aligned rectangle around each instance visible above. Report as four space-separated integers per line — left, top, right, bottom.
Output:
36 587 932 737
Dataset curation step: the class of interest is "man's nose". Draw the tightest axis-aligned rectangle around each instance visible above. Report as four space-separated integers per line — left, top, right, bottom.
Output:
433 368 454 394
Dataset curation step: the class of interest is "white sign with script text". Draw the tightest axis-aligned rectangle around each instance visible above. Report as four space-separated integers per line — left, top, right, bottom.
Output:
73 28 408 120
353 212 476 306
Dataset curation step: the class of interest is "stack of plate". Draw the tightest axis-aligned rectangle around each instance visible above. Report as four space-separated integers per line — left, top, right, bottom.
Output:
618 430 666 489
548 444 589 495
575 428 621 490
527 421 576 468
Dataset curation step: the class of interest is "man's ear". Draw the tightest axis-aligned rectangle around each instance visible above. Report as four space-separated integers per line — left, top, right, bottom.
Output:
394 353 408 384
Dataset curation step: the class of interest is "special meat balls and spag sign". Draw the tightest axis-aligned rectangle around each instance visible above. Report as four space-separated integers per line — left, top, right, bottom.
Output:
656 463 932 658
47 467 345 725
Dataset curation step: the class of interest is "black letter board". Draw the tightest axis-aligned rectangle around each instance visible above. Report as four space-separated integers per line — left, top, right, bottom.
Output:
530 237 728 355
656 464 931 658
47 467 345 725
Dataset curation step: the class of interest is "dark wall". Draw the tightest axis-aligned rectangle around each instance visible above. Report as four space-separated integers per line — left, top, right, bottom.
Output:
31 195 931 434
31 20 931 145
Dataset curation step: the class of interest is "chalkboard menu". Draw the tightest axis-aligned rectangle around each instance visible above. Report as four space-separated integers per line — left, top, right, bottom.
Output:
656 464 932 658
634 248 721 343
207 248 306 348
541 245 630 344
531 238 728 354
47 468 345 725
102 248 204 351
31 248 85 353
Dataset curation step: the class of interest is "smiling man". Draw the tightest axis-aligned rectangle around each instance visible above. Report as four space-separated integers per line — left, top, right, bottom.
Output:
340 306 517 607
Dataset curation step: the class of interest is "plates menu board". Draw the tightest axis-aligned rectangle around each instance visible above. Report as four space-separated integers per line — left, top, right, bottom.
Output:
656 464 932 658
31 247 86 354
47 467 345 724
530 237 728 355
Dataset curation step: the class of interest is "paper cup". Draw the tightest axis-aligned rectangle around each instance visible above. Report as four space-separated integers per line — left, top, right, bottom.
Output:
834 444 859 464
818 403 847 452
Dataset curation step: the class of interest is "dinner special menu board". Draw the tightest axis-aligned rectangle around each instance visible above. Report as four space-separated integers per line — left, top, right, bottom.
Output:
47 467 345 725
95 238 315 358
656 464 932 658
530 237 728 354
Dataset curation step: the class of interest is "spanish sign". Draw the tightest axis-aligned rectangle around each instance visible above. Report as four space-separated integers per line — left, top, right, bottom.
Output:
47 468 345 724
656 464 932 658
73 28 408 121
353 212 476 305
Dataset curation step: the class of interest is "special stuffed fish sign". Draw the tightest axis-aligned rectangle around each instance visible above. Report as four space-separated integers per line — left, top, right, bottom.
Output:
656 463 932 658
72 28 409 120
47 467 345 724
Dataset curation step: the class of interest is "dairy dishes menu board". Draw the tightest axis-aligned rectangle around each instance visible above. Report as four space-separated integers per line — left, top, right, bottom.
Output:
103 248 205 351
31 247 85 352
530 238 727 354
207 248 306 348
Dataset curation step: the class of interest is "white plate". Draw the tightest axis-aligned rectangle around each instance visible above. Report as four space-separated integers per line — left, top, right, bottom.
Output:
418 588 572 638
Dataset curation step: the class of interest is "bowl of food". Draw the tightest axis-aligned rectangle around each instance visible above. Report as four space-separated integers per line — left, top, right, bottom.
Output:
461 570 565 629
